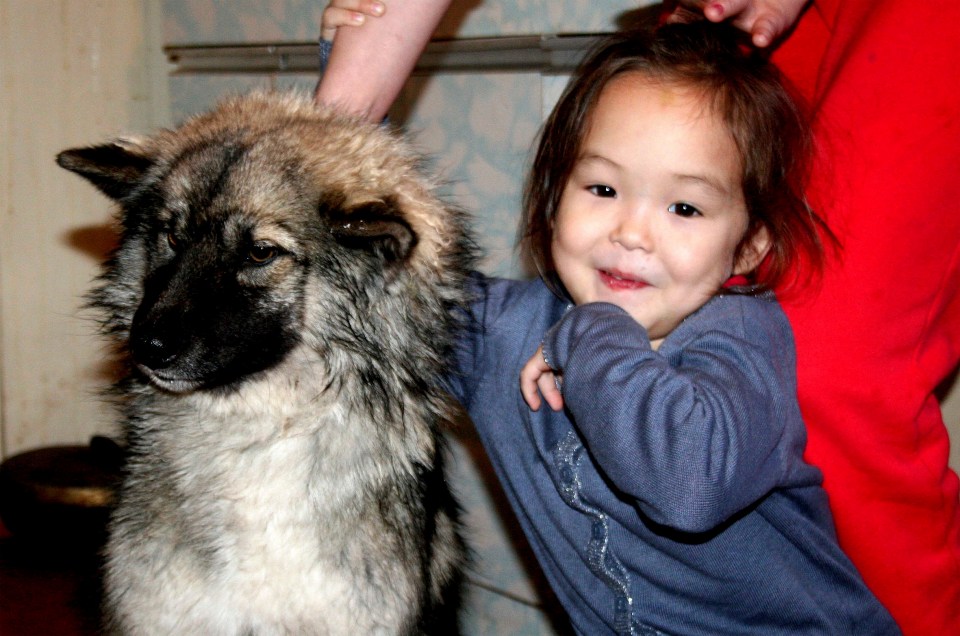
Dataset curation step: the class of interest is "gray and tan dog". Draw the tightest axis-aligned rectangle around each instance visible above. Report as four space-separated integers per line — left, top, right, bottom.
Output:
58 92 473 635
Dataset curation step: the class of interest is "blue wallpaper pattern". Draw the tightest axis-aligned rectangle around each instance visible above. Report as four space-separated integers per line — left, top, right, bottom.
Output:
164 0 645 41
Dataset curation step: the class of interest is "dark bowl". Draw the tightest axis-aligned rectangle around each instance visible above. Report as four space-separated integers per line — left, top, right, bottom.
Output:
0 438 122 549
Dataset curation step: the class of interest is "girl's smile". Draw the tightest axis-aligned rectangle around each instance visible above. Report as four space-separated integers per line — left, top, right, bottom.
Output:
598 268 650 291
551 73 770 348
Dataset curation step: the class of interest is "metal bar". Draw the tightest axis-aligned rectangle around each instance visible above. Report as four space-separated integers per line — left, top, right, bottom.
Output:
163 34 603 75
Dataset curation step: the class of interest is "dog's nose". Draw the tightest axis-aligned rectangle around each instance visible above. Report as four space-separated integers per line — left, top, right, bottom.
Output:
131 332 179 369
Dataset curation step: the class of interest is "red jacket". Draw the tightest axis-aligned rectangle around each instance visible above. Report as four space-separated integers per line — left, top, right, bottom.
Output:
773 2 960 633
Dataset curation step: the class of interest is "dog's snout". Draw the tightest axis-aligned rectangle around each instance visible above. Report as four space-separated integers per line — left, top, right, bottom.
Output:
131 329 180 370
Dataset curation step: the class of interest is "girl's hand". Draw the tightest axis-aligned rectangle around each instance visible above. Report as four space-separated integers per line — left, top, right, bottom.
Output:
321 0 386 42
520 346 565 412
664 0 809 48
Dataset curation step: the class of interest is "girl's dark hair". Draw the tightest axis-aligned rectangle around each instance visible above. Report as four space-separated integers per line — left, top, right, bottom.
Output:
521 20 835 294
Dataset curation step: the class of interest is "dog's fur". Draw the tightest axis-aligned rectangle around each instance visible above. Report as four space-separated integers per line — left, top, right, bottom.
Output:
57 92 473 635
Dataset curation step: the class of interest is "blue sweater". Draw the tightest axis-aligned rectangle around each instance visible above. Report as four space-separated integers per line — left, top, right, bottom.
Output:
449 276 899 635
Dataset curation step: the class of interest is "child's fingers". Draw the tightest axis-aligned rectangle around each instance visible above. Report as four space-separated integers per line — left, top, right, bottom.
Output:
664 0 805 48
350 0 385 18
748 14 780 48
519 346 565 412
321 7 363 41
702 1 734 22
537 373 565 412
519 349 545 410
521 384 543 411
326 0 385 15
320 1 385 42
519 366 544 411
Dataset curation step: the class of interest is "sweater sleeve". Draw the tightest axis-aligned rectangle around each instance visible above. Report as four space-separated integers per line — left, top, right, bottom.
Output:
541 301 800 534
444 273 488 407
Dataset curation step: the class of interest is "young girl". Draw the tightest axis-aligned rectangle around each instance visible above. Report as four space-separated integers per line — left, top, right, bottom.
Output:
320 11 899 634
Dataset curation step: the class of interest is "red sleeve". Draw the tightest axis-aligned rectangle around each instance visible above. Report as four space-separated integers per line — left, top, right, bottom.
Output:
773 2 960 633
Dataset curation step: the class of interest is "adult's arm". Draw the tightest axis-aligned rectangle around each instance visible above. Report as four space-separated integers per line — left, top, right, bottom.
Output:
314 0 452 122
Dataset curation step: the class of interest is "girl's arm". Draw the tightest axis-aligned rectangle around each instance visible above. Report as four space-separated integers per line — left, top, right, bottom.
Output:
443 273 493 408
314 0 452 122
540 301 802 534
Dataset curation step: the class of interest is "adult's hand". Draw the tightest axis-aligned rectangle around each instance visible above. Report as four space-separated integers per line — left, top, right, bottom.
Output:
664 0 810 47
315 0 452 122
320 0 385 43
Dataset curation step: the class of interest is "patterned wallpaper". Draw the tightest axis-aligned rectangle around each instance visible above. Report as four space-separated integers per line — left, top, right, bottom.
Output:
162 2 649 633
164 0 647 41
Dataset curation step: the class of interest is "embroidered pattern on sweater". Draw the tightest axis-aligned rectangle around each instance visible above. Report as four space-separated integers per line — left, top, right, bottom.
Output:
554 430 640 635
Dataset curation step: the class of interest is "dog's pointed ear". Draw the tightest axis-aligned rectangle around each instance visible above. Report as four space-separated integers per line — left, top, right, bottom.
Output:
331 198 417 263
56 140 154 201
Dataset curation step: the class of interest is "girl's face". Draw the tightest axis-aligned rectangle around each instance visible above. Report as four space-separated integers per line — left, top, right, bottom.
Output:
552 73 769 349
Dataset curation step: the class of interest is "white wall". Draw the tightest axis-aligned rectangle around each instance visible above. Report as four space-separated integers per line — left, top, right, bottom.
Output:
0 0 171 458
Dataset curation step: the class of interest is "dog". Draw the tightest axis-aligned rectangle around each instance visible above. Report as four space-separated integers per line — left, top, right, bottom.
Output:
57 91 473 635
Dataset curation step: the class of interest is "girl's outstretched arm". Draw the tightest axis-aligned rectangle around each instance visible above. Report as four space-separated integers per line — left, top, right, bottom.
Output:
315 0 452 122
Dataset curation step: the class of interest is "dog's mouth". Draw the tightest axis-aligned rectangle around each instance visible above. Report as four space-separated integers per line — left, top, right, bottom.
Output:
137 365 204 394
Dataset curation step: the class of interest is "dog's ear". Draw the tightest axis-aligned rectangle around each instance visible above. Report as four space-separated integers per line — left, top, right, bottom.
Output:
331 198 417 263
56 140 154 201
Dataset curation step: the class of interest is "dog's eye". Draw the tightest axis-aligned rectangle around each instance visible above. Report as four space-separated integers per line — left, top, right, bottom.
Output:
247 243 279 265
166 232 179 251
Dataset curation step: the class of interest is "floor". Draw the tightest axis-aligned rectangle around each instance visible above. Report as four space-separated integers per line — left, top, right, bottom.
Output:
0 520 102 635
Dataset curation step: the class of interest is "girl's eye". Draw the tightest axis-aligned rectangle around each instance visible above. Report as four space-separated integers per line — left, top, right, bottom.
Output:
587 184 617 198
668 202 701 218
247 243 279 265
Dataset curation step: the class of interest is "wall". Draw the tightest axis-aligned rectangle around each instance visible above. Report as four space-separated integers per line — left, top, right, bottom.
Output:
0 0 171 458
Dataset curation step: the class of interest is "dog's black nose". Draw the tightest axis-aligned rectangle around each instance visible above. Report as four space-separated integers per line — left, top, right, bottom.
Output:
130 331 180 369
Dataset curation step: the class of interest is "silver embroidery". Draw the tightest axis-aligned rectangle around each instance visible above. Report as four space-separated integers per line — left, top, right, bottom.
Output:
554 430 636 635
